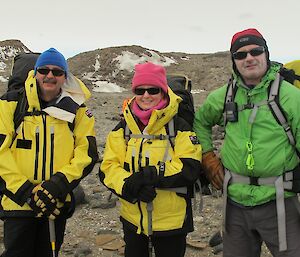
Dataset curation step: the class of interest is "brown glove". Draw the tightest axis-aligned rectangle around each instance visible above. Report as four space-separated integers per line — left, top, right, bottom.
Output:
202 151 224 190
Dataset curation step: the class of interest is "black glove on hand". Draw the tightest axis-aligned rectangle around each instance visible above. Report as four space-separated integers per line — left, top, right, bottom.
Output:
35 187 61 220
123 166 159 202
27 187 61 219
40 180 62 201
138 186 157 203
140 166 159 186
27 193 43 217
123 172 145 198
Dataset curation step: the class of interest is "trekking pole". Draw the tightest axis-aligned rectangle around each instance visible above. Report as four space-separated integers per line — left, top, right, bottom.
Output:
147 202 154 257
49 219 56 257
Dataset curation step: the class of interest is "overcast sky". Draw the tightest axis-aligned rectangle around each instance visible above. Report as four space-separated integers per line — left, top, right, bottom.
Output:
2 0 299 63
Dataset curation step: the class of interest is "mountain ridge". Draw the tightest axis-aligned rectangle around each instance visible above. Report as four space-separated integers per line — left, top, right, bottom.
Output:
0 39 232 97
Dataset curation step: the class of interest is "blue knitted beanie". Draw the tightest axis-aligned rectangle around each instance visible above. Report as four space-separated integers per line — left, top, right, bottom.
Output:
34 48 68 75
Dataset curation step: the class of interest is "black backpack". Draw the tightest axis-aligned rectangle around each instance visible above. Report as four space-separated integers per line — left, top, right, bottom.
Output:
167 74 194 127
5 53 40 142
7 52 40 92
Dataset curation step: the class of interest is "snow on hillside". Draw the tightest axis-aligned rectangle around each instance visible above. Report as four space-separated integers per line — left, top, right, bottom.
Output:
91 50 177 93
93 81 127 93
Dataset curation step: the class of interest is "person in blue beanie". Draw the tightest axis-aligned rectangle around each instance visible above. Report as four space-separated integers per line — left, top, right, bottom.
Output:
0 48 99 257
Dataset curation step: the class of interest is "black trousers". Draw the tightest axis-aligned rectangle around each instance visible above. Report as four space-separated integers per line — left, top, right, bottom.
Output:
123 225 187 257
1 216 67 257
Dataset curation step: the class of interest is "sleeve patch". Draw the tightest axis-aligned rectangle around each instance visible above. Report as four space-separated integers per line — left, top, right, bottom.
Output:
189 135 200 145
85 109 93 118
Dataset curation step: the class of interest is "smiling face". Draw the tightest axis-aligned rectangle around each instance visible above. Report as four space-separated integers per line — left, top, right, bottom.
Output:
233 44 268 85
134 85 164 110
35 65 66 102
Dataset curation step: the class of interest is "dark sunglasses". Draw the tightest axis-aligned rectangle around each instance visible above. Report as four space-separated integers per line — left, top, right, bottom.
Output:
37 67 65 77
232 46 265 60
134 87 161 95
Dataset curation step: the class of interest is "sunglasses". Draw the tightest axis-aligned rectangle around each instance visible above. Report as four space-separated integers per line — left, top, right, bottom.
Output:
232 46 265 60
134 87 161 95
37 67 65 77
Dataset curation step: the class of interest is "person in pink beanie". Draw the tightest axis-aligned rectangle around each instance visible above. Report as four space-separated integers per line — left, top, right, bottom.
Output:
100 62 202 257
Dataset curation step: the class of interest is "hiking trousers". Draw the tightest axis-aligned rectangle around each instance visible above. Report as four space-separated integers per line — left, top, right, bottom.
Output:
223 197 300 257
123 225 187 257
1 216 66 257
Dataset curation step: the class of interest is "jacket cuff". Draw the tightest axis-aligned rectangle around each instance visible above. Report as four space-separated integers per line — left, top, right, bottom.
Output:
14 181 34 206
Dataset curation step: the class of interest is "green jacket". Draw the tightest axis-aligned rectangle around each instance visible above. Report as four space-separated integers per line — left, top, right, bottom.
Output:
194 63 300 206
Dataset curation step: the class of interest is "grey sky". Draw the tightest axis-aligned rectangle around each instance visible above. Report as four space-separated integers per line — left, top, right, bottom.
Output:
2 0 299 62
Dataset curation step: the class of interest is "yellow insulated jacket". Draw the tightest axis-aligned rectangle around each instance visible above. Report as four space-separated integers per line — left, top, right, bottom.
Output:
100 89 202 236
284 60 300 89
0 71 99 217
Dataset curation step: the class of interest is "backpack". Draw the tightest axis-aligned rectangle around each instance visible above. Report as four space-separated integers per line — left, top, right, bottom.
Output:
166 74 194 127
281 60 300 89
7 52 40 92
223 72 298 155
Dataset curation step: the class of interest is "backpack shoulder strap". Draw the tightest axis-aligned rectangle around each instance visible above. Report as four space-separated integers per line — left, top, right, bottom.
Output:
167 117 175 149
268 73 296 147
13 87 28 132
10 88 28 147
223 76 238 126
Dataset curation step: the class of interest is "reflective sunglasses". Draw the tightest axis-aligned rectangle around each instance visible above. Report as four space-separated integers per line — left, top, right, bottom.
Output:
37 67 65 77
232 46 265 60
134 87 161 95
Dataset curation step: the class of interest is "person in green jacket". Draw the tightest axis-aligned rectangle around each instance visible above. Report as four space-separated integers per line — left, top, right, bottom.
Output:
194 28 300 257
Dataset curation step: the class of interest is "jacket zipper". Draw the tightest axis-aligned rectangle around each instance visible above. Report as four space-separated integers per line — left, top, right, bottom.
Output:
137 139 145 232
41 114 47 180
50 126 54 177
34 126 40 180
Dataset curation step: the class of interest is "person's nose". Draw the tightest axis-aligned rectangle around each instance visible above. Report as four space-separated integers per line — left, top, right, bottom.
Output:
143 91 150 97
46 70 55 78
245 52 255 60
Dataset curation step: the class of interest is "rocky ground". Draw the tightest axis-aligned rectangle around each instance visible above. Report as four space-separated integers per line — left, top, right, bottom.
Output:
0 88 273 257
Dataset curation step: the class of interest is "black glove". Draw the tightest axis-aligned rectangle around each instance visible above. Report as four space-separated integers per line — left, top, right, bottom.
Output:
27 184 62 220
140 166 159 186
123 172 145 199
138 186 157 203
40 180 63 201
122 166 159 202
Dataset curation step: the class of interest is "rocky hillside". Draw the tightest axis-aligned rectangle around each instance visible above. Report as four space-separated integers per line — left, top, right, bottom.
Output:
0 40 232 99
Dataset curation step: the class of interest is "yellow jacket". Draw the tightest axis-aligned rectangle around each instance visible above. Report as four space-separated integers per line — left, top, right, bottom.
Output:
100 88 201 236
0 71 99 217
284 60 300 88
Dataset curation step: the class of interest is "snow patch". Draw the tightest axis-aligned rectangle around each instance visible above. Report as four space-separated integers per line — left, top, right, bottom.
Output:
0 76 8 82
92 80 127 93
113 50 178 72
191 89 206 94
94 55 101 71
0 62 6 70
